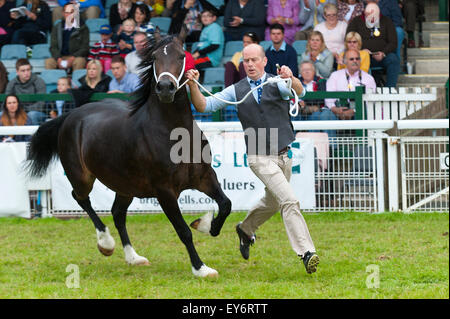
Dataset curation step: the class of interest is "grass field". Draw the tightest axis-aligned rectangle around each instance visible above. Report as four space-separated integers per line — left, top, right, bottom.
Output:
0 212 448 299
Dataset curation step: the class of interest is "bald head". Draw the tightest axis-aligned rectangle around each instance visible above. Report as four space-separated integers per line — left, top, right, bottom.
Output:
242 44 267 80
243 44 265 59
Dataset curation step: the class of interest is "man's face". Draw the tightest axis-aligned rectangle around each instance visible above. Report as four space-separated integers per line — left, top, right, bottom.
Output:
17 64 32 83
345 50 361 73
133 34 147 52
64 4 75 23
111 62 127 80
270 29 284 45
300 63 315 83
242 45 267 80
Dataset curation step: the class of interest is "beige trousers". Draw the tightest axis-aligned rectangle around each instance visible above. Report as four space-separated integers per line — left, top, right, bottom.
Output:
45 56 87 71
240 153 316 257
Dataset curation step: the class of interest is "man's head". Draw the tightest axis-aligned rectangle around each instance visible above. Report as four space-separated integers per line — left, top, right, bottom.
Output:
200 9 217 26
242 44 267 80
99 24 113 42
364 3 380 28
269 23 285 46
133 31 148 52
15 58 32 83
63 3 75 25
344 49 361 74
300 61 316 83
110 55 127 81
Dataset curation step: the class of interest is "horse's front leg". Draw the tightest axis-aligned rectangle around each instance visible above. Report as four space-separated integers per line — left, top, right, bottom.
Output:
157 189 218 278
190 166 232 237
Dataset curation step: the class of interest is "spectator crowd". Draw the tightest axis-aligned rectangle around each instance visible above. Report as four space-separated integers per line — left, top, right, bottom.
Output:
0 0 425 135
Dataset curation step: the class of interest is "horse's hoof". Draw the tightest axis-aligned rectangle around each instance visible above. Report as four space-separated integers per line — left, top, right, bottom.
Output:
190 211 214 235
192 265 219 278
97 244 114 256
130 258 150 266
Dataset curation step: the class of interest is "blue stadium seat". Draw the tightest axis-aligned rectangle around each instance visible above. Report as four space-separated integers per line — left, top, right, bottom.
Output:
105 0 118 12
203 67 225 89
222 41 243 65
260 40 272 52
292 40 307 56
216 16 224 27
0 44 27 73
30 43 51 73
71 69 87 88
150 17 172 35
39 69 67 93
208 0 224 9
8 71 16 81
85 18 109 33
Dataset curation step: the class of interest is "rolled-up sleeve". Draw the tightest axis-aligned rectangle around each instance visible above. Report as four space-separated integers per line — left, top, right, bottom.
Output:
204 85 237 113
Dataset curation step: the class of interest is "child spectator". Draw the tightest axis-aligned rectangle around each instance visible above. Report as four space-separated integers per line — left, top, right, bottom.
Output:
191 9 224 70
113 18 136 57
49 76 72 119
0 94 32 142
89 24 119 72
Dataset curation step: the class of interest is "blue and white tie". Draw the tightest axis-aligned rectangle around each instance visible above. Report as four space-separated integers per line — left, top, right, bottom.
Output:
251 79 262 104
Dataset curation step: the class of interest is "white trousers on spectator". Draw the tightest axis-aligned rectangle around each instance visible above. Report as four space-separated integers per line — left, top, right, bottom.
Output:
240 153 316 257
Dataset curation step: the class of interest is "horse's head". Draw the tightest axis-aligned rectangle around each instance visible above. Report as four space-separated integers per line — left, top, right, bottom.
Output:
151 28 187 103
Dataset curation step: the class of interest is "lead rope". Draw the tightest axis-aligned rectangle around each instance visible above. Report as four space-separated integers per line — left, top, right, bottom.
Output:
154 61 299 117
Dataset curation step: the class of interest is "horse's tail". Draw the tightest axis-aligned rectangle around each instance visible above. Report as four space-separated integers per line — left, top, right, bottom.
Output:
25 113 70 178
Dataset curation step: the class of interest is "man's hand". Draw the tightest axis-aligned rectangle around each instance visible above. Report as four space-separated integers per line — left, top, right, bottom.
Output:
372 51 385 62
278 65 293 79
186 69 200 85
229 16 243 27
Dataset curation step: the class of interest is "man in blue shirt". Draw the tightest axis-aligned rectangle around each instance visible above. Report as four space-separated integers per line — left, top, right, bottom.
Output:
265 24 299 79
108 56 141 93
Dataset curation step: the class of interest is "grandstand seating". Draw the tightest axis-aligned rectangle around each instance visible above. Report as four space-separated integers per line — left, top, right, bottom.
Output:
150 17 172 35
71 69 87 88
202 67 225 91
39 69 67 93
1 44 27 73
292 40 308 64
7 71 16 81
221 41 243 65
260 40 272 52
30 43 51 74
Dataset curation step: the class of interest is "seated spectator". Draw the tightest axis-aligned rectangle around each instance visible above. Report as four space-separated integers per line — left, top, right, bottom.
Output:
325 48 376 120
5 58 47 124
265 23 298 78
88 24 119 73
337 0 364 23
113 18 136 57
367 0 405 56
347 2 399 87
298 60 338 139
224 31 260 87
265 0 300 45
133 2 152 31
48 76 72 119
192 9 224 70
70 59 112 108
9 0 52 46
0 0 15 49
400 0 424 48
299 31 334 79
0 61 7 93
45 2 90 72
0 94 32 142
52 0 105 24
125 31 148 75
109 0 138 32
108 55 141 93
314 3 347 61
169 0 216 43
295 0 336 41
337 31 370 72
223 0 266 42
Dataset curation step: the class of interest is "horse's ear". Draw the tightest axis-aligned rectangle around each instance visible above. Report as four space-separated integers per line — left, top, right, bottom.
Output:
153 26 161 43
178 25 188 43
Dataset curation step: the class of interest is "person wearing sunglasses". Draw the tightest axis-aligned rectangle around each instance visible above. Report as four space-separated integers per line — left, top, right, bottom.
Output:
325 48 376 120
337 31 370 72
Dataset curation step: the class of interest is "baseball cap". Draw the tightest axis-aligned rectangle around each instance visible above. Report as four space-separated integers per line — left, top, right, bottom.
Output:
99 24 112 35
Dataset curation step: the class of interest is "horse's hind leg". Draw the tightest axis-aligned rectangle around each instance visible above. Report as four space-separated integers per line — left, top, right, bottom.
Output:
157 189 218 278
111 194 149 266
190 167 232 237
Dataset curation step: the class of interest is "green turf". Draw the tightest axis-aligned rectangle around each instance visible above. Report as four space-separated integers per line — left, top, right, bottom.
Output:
0 212 448 298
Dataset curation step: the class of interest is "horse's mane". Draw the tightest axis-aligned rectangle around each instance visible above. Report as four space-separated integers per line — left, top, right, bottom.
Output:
129 35 178 115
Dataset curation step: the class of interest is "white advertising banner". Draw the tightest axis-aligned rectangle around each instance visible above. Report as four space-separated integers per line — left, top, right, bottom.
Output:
0 143 31 218
50 134 316 212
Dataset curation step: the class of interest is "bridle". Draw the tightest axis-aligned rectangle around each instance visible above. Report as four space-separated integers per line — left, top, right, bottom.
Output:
153 56 188 92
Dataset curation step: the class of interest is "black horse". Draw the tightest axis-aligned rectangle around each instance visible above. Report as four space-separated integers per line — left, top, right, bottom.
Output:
25 30 231 277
